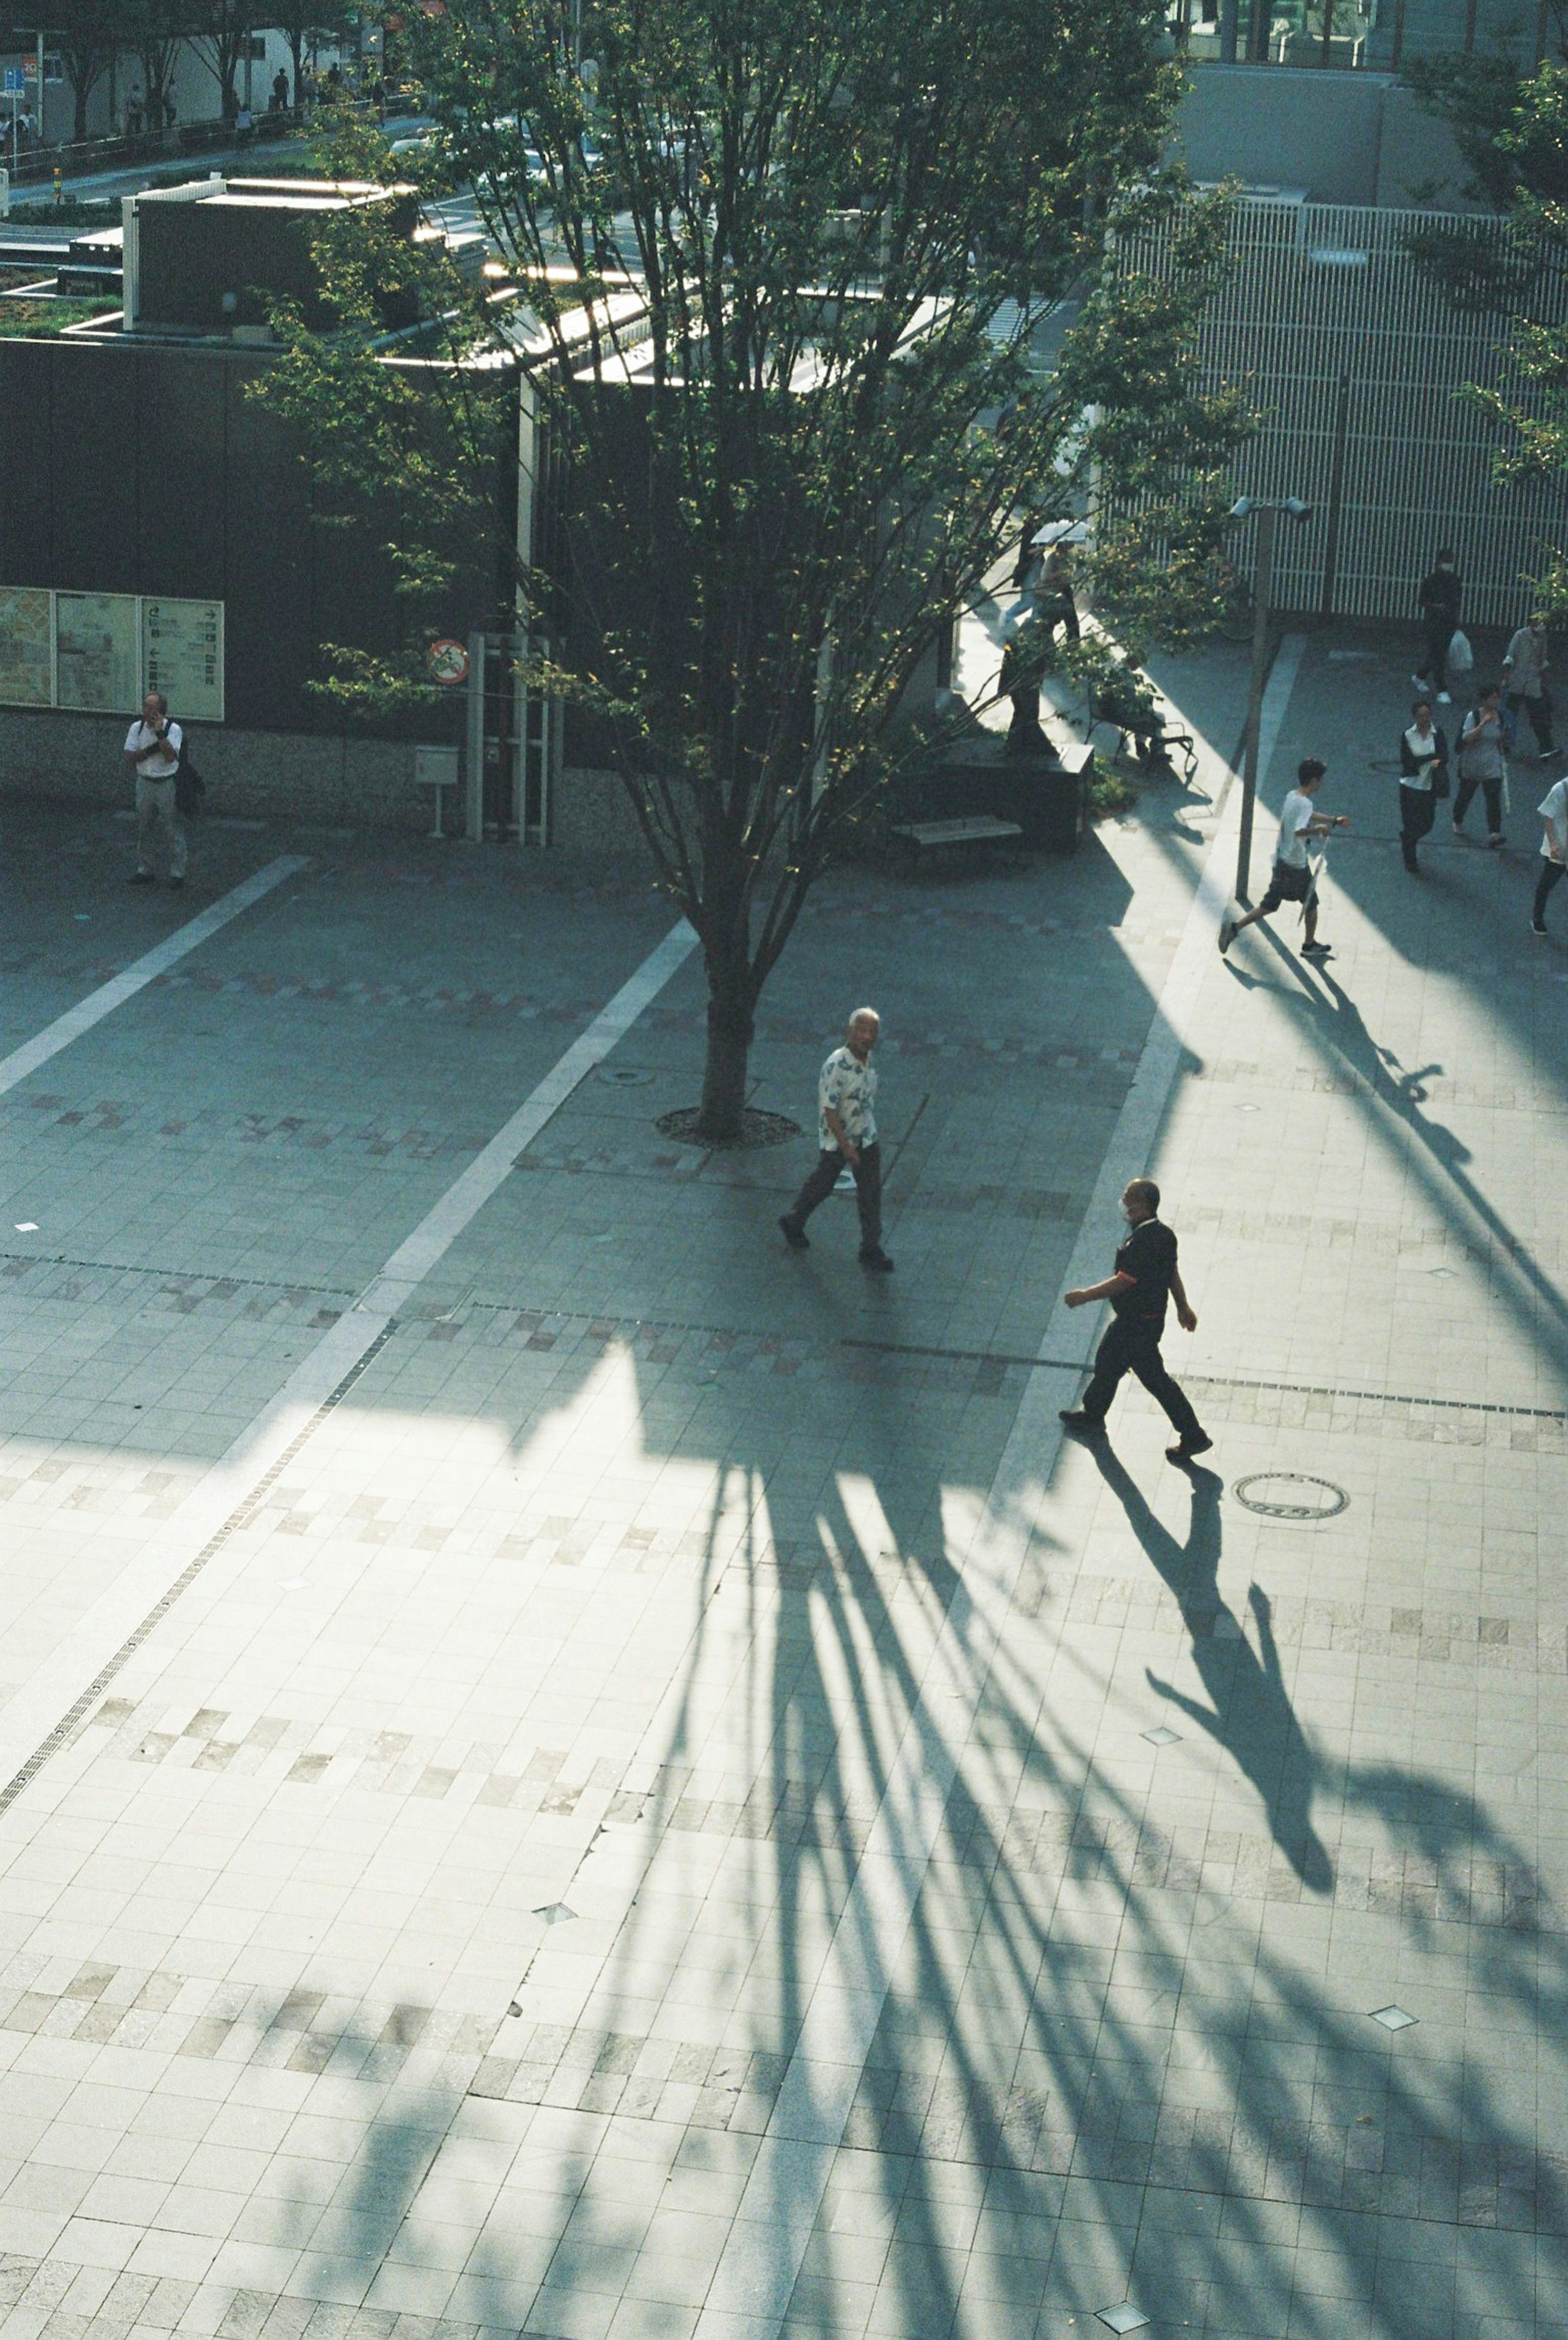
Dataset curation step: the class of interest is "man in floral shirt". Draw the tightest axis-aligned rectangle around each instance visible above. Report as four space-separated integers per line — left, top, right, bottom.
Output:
778 1007 893 1271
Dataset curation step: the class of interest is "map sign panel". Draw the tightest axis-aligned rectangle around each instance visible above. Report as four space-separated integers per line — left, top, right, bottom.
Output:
56 590 140 713
0 587 53 706
142 597 224 722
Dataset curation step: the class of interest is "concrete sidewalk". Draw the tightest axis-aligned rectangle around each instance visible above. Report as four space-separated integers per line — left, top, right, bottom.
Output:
0 621 1561 2340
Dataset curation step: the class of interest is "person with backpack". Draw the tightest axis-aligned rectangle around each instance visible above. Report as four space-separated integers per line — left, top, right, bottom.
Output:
1413 548 1462 706
123 690 187 886
1398 698 1448 875
1452 684 1507 850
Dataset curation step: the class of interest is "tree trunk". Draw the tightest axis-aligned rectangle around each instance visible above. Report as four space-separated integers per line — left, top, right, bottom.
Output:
697 984 754 1144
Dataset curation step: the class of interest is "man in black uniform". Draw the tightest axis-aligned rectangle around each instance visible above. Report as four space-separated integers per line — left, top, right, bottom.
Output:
1058 1178 1212 1463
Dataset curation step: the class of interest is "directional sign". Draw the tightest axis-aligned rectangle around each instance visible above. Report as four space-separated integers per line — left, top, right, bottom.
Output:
1 69 24 94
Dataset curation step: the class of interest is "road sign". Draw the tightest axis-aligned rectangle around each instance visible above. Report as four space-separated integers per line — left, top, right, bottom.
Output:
1 69 23 94
428 638 470 686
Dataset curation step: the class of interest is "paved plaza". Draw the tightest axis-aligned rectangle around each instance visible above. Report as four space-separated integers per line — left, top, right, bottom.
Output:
0 629 1564 2340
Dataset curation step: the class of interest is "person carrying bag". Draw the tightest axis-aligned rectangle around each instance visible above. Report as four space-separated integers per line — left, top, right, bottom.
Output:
1398 698 1448 876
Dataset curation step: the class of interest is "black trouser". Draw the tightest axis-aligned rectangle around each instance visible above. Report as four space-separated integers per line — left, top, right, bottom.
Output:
1006 683 1045 751
1079 1316 1203 1442
785 1143 882 1251
1420 614 1453 694
1505 689 1555 752
1399 783 1436 869
1535 859 1567 925
1453 770 1503 835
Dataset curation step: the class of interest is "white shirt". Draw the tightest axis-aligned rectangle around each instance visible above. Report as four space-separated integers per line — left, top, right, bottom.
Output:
1403 724 1441 788
1539 777 1568 861
818 1045 878 1151
1275 788 1316 870
125 717 182 780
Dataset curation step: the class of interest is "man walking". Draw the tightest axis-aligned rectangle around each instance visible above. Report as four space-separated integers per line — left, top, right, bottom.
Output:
124 691 187 886
1532 771 1568 936
1059 1179 1211 1463
1414 547 1462 706
1218 758 1348 960
779 1008 894 1271
1502 615 1556 759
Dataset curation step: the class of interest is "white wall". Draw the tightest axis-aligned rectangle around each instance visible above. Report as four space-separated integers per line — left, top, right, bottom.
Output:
1171 62 1478 212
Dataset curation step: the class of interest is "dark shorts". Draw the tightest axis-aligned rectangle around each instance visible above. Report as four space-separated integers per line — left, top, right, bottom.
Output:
1259 858 1313 914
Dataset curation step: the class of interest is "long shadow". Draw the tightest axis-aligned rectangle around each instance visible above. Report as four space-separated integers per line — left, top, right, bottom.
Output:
1087 1441 1334 1893
187 1209 1561 2340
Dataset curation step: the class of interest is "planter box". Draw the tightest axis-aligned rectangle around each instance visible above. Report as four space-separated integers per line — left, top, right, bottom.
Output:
904 738 1092 854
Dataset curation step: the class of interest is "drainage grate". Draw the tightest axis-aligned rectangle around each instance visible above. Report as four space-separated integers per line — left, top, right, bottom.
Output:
1232 1472 1349 1521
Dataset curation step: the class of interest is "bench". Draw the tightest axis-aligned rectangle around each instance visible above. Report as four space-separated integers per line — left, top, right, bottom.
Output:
891 814 1023 872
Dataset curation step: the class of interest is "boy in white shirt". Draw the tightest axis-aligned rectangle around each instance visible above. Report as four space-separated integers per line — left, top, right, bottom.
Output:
1532 775 1568 935
1219 759 1349 960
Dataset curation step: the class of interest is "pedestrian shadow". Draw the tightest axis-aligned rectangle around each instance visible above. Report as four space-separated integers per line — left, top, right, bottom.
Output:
1087 1442 1334 1892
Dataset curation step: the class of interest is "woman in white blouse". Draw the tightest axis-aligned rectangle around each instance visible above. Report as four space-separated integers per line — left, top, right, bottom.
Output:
1398 698 1448 875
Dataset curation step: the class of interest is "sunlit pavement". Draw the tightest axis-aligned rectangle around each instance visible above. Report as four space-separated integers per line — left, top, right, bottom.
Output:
0 637 1562 2340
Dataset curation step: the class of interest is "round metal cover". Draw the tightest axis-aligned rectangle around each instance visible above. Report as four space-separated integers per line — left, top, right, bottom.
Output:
1233 1472 1348 1521
599 1066 655 1087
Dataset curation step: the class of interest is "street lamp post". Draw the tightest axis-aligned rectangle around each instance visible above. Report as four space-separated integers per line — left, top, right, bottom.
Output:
1231 494 1312 905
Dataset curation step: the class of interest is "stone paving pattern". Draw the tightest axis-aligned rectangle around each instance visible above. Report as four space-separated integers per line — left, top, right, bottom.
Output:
0 627 1564 2340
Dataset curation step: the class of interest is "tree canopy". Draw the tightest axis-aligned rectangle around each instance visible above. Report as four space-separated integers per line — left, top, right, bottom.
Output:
256 0 1248 1138
1408 46 1568 616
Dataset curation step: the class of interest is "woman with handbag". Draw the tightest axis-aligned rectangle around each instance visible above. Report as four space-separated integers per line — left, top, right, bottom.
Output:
1399 698 1448 875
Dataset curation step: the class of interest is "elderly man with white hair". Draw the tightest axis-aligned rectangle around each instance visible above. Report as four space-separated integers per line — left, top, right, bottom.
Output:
778 1006 893 1271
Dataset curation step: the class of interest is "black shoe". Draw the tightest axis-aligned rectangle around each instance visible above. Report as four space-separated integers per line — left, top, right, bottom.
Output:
1486 834 1506 851
859 1247 894 1273
1059 1409 1105 1438
1532 920 1550 937
1167 1431 1214 1463
778 1216 808 1250
1301 939 1332 957
1218 918 1237 956
168 873 186 886
1402 858 1421 876
128 870 155 884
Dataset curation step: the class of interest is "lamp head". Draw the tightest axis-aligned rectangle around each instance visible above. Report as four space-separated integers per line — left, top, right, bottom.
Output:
1283 496 1314 523
1229 495 1254 519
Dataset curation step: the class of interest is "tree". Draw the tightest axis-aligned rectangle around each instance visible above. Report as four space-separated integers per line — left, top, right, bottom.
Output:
255 0 1248 1141
44 0 129 139
122 0 202 128
268 0 357 105
1407 47 1568 615
192 0 252 120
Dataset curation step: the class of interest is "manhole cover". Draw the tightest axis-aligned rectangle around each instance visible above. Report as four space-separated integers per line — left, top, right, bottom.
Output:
599 1066 655 1087
1233 1472 1348 1521
656 1106 801 1151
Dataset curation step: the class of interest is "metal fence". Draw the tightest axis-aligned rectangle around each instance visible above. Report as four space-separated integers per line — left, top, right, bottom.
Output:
1124 196 1568 627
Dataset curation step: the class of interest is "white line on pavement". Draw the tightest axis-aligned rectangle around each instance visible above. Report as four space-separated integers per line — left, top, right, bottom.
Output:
695 637 1310 2335
0 855 312 1103
0 916 699 1808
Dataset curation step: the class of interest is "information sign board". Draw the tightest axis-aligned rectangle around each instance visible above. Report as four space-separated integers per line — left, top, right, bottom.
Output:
0 587 52 705
143 597 225 721
56 590 140 712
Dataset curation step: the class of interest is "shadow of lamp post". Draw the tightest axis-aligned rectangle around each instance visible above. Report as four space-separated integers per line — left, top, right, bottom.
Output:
1230 493 1313 904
